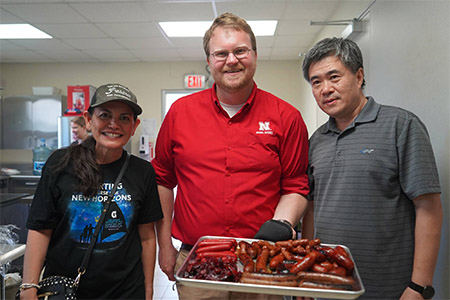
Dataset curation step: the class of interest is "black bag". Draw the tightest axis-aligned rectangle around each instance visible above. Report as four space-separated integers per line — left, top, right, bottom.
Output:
15 275 78 300
37 276 78 300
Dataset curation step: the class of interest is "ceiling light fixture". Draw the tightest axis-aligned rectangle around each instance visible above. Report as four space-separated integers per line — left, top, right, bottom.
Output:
159 20 278 37
0 24 52 39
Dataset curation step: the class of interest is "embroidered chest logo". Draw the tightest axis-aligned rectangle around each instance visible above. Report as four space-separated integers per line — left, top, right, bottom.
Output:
360 148 375 154
256 121 273 134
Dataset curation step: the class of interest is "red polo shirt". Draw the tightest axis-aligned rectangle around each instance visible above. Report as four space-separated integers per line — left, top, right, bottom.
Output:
152 83 309 245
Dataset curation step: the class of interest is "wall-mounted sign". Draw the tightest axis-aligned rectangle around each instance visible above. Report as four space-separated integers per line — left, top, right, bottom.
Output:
184 74 206 89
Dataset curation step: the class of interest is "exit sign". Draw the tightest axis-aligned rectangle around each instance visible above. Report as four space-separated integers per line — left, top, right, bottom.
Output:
184 74 206 89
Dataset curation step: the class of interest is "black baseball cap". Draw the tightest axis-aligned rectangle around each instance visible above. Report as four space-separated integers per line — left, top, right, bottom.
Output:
90 83 142 116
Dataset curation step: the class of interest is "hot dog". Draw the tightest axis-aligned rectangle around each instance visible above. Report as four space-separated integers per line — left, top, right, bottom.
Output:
299 280 354 291
196 243 233 253
240 272 298 287
297 271 356 288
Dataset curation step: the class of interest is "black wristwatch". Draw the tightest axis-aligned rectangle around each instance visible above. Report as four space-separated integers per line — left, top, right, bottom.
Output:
408 281 435 299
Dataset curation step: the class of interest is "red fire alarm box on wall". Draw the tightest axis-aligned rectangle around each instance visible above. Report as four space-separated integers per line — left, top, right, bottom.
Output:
66 85 96 115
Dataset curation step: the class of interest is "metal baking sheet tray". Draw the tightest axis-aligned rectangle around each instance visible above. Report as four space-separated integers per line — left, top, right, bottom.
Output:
175 236 365 299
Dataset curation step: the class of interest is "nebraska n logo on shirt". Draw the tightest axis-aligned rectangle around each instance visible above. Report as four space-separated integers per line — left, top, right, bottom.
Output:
256 121 273 134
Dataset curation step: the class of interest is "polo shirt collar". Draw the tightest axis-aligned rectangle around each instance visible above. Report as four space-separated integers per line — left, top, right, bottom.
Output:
321 96 380 134
212 81 257 115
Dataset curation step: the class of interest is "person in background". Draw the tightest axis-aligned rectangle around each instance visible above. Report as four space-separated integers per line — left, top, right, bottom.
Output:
302 37 442 300
19 83 163 300
152 12 309 300
71 116 90 144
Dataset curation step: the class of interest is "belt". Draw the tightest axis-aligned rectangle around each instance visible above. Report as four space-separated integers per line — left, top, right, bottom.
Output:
180 243 193 251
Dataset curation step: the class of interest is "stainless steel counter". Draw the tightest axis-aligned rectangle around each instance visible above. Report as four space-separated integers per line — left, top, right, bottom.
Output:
0 193 32 207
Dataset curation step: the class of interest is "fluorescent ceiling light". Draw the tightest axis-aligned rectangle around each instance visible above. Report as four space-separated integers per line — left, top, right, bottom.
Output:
159 21 211 37
0 24 52 39
248 20 277 36
159 20 277 37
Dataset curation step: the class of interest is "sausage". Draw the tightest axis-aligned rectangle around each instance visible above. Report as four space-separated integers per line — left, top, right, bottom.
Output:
196 243 232 253
292 239 309 247
319 261 334 271
335 246 349 257
269 253 285 270
256 247 270 273
198 238 237 247
313 250 326 263
269 247 281 257
240 272 298 287
241 277 298 287
308 238 321 247
241 271 298 281
238 240 251 254
281 247 295 260
299 280 354 291
291 245 306 255
311 263 328 273
238 252 255 272
328 266 347 277
289 251 317 274
297 271 356 288
275 240 293 248
332 251 355 273
247 242 261 259
258 240 275 251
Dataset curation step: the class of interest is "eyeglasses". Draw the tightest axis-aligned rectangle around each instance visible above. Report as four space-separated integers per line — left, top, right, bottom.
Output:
210 47 253 61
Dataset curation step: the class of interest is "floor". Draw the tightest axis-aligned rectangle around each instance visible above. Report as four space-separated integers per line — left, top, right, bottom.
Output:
153 239 181 300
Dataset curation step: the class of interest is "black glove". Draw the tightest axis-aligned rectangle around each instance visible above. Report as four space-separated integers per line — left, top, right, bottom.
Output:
253 219 294 242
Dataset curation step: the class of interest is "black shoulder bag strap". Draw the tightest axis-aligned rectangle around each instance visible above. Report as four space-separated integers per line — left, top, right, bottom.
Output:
74 152 131 286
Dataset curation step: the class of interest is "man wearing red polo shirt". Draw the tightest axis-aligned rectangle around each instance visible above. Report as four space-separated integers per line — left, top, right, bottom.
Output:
152 12 309 300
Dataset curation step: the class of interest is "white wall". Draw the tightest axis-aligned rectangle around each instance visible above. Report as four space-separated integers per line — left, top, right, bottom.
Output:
367 2 449 298
0 60 306 163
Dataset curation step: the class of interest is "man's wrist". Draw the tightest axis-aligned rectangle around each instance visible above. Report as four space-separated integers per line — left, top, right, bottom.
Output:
275 218 293 228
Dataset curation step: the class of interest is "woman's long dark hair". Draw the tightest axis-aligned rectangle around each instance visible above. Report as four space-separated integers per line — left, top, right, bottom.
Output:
53 135 103 198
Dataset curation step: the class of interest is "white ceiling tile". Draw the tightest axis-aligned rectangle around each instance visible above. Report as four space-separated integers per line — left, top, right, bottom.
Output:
215 0 286 20
282 0 340 20
0 3 87 23
169 37 203 48
0 0 368 62
115 37 172 49
131 47 181 60
36 23 107 38
0 40 27 51
63 38 124 50
82 49 138 61
8 39 73 50
140 2 215 21
33 49 99 62
276 19 319 35
96 23 161 38
255 36 275 48
0 8 24 23
70 2 152 23
274 34 315 48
